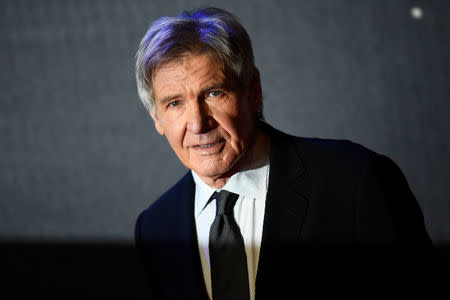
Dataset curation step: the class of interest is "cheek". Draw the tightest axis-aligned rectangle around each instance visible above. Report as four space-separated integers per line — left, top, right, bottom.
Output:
160 120 185 147
220 106 252 143
223 119 249 153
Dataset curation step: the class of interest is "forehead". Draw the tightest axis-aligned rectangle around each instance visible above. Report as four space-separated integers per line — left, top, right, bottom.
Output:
153 53 225 91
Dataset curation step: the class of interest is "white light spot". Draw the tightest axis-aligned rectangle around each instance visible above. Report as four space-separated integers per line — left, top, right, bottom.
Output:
410 6 423 19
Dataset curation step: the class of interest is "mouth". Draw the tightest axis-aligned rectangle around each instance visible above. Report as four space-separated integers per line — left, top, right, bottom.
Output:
192 139 225 149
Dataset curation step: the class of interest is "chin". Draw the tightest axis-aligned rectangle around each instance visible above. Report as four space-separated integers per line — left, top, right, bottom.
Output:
194 168 225 179
192 163 231 179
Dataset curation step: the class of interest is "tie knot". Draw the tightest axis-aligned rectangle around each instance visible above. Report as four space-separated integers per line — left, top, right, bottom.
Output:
213 190 239 216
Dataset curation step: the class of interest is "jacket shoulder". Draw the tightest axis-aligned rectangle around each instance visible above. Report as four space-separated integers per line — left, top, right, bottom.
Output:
135 171 194 238
295 135 378 162
261 122 379 165
270 125 379 170
144 171 192 210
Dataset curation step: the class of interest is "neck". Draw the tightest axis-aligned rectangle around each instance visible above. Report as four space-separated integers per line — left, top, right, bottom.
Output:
202 128 271 189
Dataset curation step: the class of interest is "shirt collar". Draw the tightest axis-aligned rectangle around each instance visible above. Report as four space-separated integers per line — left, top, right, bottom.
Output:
192 163 270 217
192 171 217 217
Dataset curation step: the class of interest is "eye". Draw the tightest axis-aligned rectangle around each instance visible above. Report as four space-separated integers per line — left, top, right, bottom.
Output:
207 90 222 98
168 100 180 108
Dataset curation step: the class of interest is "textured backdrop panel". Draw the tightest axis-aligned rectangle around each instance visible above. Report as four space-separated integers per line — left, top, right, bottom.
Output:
0 0 449 244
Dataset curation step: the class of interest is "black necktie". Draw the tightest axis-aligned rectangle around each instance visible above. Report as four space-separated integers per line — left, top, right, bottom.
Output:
209 190 250 300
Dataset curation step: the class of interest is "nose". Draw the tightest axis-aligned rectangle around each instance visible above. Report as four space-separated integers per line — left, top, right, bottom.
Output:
186 100 214 133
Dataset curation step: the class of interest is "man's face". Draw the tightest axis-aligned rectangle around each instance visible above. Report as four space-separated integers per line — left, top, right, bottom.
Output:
150 52 260 185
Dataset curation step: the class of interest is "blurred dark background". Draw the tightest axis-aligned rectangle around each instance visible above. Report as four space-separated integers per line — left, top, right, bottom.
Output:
1 0 449 296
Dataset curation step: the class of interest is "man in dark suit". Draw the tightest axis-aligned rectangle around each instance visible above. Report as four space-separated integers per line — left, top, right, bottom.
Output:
134 7 433 300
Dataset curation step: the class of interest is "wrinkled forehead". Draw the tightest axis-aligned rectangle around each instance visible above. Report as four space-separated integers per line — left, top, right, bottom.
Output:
151 50 242 97
152 49 224 80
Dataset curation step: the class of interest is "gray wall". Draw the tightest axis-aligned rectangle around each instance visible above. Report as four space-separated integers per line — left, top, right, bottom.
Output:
1 0 449 244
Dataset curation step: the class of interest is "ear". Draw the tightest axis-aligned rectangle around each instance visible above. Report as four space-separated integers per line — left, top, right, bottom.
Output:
149 110 165 136
249 68 262 114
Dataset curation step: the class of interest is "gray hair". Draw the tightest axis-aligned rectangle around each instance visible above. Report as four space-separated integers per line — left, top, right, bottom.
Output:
135 7 261 117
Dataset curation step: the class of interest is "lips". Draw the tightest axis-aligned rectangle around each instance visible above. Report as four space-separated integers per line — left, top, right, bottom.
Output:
192 139 225 149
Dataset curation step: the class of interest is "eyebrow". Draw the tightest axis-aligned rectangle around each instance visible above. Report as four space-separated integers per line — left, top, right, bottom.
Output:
199 83 225 95
158 83 226 105
159 94 182 105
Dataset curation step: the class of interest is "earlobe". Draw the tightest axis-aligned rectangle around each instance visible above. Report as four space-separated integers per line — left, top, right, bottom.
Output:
149 110 165 136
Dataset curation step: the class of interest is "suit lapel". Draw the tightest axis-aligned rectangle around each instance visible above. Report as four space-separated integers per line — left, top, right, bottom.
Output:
255 125 309 296
167 172 208 300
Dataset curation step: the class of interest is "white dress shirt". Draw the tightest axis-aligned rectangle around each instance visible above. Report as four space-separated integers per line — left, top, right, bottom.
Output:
192 163 269 300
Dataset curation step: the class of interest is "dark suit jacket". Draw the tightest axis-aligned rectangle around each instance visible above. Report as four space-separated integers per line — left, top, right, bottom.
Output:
135 123 433 299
